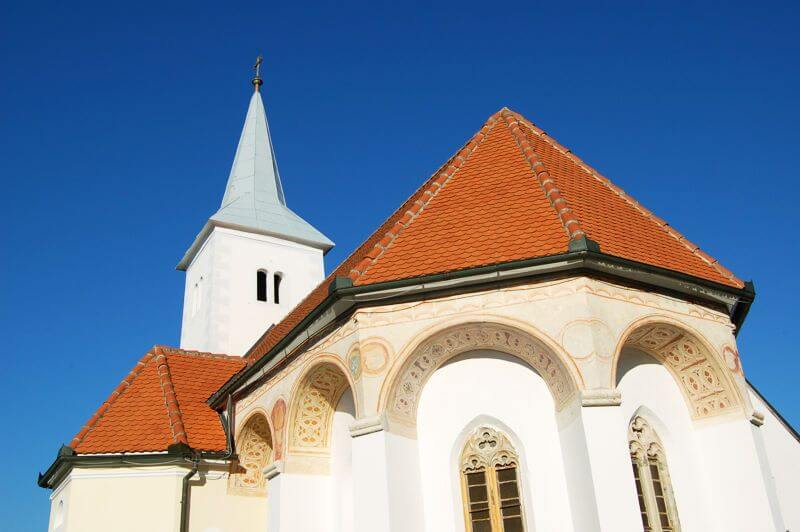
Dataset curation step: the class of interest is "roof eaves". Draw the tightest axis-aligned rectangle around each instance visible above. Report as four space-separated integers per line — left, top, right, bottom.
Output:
212 246 755 409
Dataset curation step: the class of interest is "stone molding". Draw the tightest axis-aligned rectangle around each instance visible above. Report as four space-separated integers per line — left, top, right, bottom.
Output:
349 414 387 437
263 460 284 481
749 410 765 427
581 389 622 407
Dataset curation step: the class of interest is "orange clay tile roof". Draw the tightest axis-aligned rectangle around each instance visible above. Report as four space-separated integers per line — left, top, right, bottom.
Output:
70 346 244 454
246 108 742 365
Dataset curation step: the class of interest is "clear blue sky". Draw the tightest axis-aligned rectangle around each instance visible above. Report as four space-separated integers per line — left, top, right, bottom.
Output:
2 1 798 529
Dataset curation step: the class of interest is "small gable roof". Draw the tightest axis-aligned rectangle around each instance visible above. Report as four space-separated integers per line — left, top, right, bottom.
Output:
70 346 244 454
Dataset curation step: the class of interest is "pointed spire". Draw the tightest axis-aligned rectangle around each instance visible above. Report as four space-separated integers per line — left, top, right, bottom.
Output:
177 58 333 270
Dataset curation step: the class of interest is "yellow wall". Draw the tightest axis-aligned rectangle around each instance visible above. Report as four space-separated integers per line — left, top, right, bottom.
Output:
49 464 267 532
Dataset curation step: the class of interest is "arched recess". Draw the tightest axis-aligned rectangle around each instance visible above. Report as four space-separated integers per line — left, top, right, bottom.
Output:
287 360 355 455
229 411 273 496
613 318 743 420
383 321 580 429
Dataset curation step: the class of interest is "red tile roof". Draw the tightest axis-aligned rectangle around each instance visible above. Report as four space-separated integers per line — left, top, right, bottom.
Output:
246 107 742 365
70 346 244 454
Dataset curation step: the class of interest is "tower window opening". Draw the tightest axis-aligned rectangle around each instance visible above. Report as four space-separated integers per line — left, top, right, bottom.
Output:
273 273 282 304
257 270 268 302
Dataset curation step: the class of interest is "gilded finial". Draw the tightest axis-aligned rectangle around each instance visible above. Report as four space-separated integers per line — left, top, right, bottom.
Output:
252 55 263 91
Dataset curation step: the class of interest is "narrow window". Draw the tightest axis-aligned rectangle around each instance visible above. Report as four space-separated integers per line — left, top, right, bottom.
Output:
256 270 267 302
273 273 282 304
629 416 680 532
460 426 526 532
191 277 203 317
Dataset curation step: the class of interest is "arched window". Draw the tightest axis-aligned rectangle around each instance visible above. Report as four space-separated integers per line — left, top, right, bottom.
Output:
629 416 680 532
273 273 282 304
256 270 268 302
460 426 526 532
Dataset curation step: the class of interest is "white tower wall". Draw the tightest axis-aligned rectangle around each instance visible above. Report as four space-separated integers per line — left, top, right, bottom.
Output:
178 79 332 355
180 226 324 356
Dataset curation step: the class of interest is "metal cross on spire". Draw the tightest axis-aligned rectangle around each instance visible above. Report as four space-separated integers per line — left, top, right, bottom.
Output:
252 55 264 91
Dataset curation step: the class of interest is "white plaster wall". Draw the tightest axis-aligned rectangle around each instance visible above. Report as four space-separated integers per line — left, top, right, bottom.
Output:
749 388 800 531
188 465 268 532
616 348 715 531
50 467 182 532
181 226 325 356
331 389 356 532
48 465 269 532
416 350 574 532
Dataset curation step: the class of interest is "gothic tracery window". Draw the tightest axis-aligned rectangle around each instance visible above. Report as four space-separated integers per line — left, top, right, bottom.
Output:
628 416 680 532
460 426 526 532
229 413 272 496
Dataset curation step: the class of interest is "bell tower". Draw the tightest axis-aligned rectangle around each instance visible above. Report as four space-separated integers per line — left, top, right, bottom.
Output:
177 58 333 356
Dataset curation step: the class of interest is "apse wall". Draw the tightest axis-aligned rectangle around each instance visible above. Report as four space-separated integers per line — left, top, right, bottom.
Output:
331 389 356 532
416 350 573 532
616 348 714 531
748 387 800 531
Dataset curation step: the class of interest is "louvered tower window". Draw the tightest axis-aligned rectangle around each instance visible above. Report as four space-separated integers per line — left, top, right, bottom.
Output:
273 273 282 304
629 416 681 532
256 270 268 302
460 426 526 532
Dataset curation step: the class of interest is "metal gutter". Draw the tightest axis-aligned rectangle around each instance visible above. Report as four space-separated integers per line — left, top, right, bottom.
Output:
37 445 234 491
209 248 755 409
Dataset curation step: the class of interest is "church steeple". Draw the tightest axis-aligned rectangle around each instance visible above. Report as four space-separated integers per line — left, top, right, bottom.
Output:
177 59 333 271
177 59 332 356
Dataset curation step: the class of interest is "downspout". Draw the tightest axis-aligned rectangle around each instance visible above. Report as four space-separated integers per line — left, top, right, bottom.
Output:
178 396 235 532
179 455 199 532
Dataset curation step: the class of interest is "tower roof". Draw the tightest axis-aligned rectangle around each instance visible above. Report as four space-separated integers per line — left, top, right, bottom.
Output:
178 86 333 270
243 107 744 365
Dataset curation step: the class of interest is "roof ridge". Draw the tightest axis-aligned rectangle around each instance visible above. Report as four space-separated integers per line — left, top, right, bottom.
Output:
348 109 504 280
152 346 189 445
154 344 243 361
500 109 586 242
509 111 742 287
70 350 158 450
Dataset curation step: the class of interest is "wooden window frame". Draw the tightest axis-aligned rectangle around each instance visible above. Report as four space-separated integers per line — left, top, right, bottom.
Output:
460 426 526 532
629 416 681 532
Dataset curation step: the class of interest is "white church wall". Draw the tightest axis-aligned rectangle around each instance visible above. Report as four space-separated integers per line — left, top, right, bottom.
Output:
181 226 325 356
189 276 797 532
331 389 356 532
187 463 268 532
49 466 183 532
416 350 574 532
47 464 271 532
570 403 643 531
617 349 715 531
748 388 800 531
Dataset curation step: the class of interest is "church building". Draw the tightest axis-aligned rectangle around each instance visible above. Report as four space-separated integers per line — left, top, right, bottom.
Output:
39 66 800 532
